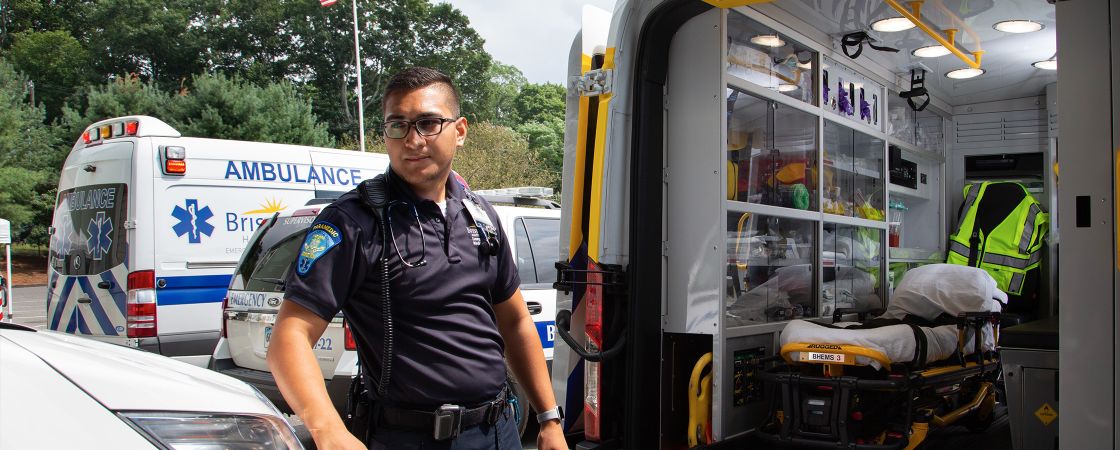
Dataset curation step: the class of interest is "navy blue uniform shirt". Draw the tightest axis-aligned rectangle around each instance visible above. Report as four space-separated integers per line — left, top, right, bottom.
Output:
283 170 521 408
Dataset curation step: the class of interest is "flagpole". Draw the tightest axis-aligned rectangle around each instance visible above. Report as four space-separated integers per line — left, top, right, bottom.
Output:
351 0 366 152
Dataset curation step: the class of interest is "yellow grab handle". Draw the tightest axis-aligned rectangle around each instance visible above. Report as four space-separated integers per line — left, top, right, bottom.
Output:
687 352 714 447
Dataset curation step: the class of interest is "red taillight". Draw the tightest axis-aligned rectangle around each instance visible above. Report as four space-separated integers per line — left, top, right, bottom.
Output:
126 270 157 338
584 261 604 442
127 270 155 290
82 131 91 144
344 320 356 351
125 121 139 135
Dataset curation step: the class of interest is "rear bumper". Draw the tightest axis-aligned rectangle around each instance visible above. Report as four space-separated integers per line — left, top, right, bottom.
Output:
210 358 352 415
77 331 218 358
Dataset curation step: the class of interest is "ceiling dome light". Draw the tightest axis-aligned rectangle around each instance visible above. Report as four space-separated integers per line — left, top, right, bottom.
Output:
750 34 786 48
871 17 916 32
912 45 951 58
994 20 1044 33
945 68 985 79
777 83 799 92
1032 59 1057 70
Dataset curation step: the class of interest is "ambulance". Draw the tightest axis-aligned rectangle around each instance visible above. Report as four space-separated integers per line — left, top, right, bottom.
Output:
45 116 389 366
549 1 1086 449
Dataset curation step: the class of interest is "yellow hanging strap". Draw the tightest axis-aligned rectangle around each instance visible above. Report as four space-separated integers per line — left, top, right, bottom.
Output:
687 352 714 447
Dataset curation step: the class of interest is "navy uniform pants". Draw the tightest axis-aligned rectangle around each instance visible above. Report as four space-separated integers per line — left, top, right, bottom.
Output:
366 407 523 450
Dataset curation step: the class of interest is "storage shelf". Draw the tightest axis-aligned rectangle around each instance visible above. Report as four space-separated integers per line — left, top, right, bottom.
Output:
887 137 945 163
888 247 944 262
729 258 813 267
824 162 881 179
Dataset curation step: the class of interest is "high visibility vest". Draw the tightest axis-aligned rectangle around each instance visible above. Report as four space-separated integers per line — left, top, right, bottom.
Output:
947 182 1048 296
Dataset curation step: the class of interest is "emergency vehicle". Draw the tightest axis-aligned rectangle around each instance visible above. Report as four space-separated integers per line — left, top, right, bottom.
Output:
549 1 1084 449
45 115 389 366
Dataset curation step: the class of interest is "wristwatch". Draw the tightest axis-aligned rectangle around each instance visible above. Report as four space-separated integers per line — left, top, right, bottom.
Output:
536 406 564 424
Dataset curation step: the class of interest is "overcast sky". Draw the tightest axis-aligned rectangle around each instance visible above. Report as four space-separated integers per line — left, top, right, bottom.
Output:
439 0 617 85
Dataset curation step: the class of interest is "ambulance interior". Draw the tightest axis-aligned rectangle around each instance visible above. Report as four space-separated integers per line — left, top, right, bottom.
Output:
658 1 1058 448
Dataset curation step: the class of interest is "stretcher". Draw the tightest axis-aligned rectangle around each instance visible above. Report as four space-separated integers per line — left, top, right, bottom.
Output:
756 264 1004 450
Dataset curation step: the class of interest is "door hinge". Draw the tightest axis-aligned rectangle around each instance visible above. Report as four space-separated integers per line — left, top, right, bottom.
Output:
662 240 670 256
663 166 670 184
123 220 137 230
574 68 613 97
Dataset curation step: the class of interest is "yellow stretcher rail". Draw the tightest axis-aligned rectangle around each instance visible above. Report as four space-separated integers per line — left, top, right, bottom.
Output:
882 0 983 69
780 342 893 369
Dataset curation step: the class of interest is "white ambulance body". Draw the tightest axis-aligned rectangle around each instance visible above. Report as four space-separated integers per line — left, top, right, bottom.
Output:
46 115 389 366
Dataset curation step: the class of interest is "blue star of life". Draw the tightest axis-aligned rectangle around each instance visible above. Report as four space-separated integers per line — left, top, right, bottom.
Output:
86 211 113 260
172 199 215 244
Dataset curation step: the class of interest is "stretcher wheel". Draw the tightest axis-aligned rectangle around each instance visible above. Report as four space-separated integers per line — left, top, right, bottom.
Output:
963 390 997 432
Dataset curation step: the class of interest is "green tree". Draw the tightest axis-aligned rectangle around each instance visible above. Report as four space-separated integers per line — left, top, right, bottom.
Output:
169 74 334 147
81 0 212 87
206 0 493 139
60 73 334 147
0 59 61 245
482 62 528 127
451 122 558 190
56 74 172 146
514 83 566 125
515 120 564 188
7 30 93 120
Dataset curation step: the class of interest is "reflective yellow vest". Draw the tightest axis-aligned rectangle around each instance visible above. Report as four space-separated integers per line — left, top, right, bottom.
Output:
947 182 1048 296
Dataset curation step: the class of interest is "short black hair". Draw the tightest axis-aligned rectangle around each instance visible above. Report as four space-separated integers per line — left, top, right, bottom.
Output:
381 67 461 117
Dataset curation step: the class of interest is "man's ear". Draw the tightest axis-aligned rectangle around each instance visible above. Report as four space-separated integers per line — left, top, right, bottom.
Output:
454 116 468 146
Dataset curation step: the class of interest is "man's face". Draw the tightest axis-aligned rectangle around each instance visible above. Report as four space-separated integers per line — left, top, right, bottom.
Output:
382 84 466 192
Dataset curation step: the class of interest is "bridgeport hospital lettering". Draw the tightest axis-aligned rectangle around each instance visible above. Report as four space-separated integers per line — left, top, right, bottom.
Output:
224 161 363 186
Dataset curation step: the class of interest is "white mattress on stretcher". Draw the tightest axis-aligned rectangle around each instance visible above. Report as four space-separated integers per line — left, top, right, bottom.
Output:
781 264 1004 370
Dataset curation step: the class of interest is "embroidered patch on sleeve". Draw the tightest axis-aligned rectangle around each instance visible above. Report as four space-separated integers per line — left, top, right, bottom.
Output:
297 222 343 276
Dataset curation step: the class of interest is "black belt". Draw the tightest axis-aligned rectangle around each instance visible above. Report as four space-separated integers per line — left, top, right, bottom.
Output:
375 394 508 440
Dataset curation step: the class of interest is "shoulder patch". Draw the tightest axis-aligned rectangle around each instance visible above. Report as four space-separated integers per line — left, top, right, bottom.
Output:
297 222 343 276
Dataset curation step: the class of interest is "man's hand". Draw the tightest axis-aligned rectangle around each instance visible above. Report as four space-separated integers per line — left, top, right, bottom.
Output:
308 425 367 450
537 420 568 450
269 301 363 449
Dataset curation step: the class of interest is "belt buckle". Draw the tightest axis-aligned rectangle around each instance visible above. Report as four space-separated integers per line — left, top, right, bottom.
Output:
433 404 463 441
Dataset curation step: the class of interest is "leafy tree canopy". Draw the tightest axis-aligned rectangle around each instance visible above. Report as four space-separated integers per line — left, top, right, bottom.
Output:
6 30 92 119
0 59 61 244
59 73 333 147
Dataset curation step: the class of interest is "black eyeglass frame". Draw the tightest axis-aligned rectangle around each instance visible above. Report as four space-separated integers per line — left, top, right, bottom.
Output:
381 117 458 139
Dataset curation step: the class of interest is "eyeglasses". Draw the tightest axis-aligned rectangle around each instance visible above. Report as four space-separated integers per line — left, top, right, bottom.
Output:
382 117 457 139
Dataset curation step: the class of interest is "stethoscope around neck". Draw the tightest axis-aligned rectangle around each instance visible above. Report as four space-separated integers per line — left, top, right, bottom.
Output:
384 196 500 268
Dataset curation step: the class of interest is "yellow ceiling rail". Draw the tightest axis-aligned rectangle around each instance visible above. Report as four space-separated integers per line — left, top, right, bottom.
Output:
703 0 773 7
882 0 983 69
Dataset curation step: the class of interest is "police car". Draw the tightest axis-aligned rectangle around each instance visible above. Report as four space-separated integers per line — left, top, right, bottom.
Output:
45 116 388 366
209 188 561 427
0 322 301 449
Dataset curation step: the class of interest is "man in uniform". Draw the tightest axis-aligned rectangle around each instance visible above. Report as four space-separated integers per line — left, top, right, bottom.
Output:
268 67 566 450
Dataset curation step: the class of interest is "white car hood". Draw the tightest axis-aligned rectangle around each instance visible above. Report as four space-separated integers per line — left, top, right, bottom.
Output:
1 335 155 449
1 329 276 414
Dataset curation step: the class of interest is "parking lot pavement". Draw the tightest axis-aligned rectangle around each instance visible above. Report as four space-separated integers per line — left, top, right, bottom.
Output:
5 285 48 330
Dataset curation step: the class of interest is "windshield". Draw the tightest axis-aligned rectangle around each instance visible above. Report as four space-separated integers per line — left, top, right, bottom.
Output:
513 217 561 285
49 184 129 275
229 214 317 292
